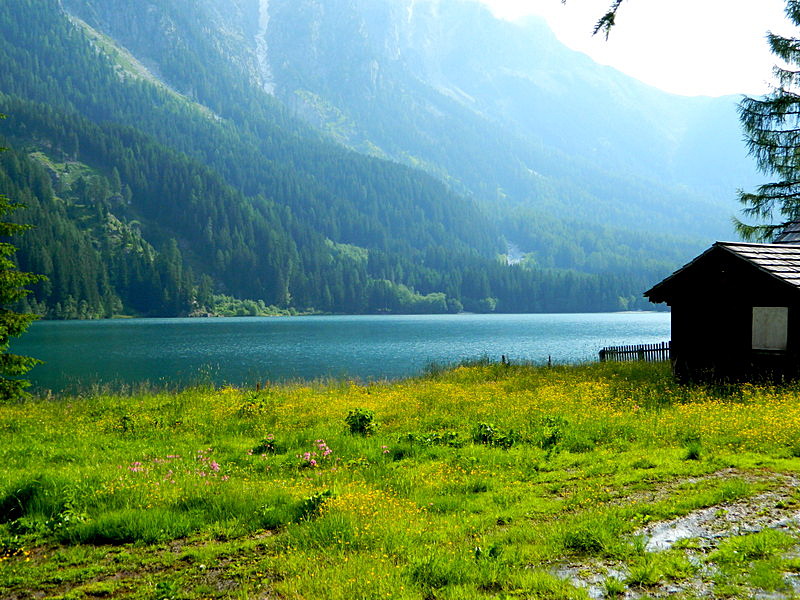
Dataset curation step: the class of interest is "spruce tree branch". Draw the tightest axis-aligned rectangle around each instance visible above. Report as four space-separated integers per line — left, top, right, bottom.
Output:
562 0 624 38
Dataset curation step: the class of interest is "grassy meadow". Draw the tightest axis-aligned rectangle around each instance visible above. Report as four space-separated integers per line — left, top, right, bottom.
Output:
4 361 800 598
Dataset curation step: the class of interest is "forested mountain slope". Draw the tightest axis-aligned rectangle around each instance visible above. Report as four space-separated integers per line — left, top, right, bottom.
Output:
0 0 753 317
0 0 650 316
61 0 758 266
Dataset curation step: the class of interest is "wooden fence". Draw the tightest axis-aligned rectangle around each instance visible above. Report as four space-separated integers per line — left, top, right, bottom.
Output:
599 341 671 363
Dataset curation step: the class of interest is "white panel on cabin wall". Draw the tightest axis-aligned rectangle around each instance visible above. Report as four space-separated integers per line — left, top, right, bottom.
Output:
752 306 788 350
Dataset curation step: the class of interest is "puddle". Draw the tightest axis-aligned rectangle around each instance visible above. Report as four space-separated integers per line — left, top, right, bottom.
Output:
644 506 721 551
642 474 800 552
554 563 627 599
553 470 800 598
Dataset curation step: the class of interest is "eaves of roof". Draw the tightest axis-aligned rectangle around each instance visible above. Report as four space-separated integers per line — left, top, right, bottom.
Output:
645 241 800 303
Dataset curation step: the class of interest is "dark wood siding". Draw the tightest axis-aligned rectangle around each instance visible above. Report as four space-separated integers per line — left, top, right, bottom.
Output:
649 246 800 381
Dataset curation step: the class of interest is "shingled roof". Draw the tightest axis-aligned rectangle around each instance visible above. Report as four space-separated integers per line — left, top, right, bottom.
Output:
774 222 800 244
646 241 800 302
721 242 800 287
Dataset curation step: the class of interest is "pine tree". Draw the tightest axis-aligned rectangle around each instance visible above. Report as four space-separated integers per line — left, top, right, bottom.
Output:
737 0 800 240
0 130 44 400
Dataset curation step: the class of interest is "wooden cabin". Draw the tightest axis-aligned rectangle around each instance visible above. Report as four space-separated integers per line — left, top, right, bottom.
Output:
645 239 800 382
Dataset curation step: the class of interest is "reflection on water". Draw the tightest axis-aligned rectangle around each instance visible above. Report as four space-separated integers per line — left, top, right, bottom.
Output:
14 312 670 392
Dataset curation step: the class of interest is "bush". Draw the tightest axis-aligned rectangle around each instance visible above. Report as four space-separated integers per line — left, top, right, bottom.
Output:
559 514 628 557
539 415 568 451
604 576 626 597
251 433 277 455
345 408 378 436
67 508 203 544
472 422 520 449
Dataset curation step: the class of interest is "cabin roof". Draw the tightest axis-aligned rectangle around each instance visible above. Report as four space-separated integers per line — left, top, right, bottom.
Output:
774 221 800 244
646 241 800 302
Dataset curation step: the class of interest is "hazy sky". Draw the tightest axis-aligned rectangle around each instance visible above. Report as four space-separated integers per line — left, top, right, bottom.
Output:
478 0 793 97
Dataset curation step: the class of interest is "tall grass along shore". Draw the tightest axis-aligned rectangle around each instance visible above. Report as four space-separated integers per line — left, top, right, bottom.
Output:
4 361 800 599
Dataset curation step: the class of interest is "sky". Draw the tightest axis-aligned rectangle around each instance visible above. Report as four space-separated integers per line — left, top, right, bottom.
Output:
478 0 794 97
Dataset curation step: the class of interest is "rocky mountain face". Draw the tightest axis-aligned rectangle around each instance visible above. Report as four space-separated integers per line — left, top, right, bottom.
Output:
260 0 757 236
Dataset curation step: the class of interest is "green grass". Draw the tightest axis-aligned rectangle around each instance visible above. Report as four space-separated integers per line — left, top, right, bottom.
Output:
3 361 800 598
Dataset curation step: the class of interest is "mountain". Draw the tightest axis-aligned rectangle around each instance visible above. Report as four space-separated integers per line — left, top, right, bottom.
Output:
258 0 757 243
0 0 759 317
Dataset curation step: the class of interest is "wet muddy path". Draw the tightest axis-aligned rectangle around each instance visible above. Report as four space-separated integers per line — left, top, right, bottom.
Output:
554 469 800 598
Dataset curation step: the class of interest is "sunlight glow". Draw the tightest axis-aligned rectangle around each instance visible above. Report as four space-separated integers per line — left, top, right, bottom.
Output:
478 0 793 97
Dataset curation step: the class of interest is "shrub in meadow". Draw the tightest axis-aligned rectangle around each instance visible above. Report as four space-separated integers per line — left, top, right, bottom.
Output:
712 529 794 565
345 408 378 436
154 580 181 600
472 422 520 449
408 552 468 591
251 433 277 455
237 390 274 416
559 513 628 557
538 415 568 451
625 555 662 588
67 508 204 545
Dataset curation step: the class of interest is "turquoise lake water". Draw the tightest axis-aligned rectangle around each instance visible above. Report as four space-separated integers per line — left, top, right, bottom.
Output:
13 312 671 392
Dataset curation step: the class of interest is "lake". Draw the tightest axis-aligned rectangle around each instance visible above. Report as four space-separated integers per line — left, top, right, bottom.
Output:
13 312 670 393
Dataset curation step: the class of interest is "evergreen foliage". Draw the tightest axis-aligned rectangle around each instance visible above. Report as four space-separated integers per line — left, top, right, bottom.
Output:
0 132 42 400
738 0 800 240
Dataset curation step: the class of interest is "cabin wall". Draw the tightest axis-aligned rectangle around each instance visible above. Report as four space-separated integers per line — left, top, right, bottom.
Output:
659 250 800 381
